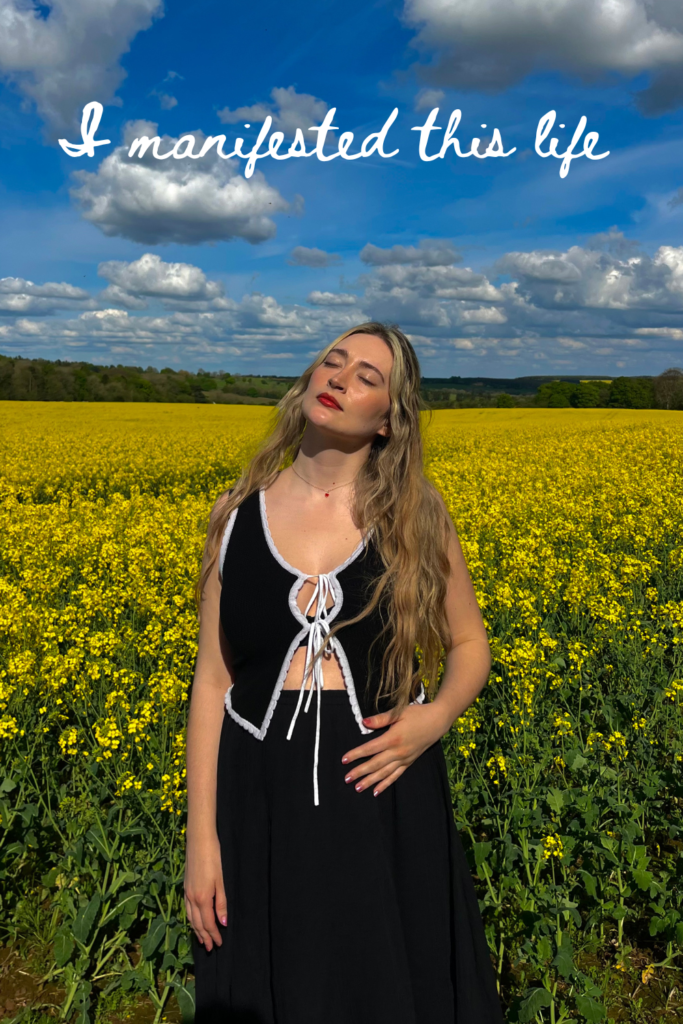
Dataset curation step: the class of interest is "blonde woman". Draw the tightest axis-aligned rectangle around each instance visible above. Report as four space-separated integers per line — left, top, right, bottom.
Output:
185 322 505 1023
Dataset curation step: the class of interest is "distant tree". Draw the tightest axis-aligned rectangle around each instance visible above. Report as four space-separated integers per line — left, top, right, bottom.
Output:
653 367 683 410
496 392 517 407
608 376 655 409
536 381 579 407
571 382 609 408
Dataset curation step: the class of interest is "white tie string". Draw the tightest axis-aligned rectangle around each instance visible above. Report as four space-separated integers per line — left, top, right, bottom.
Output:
285 573 336 806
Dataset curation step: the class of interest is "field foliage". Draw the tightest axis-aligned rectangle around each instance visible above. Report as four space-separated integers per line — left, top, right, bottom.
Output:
1 403 682 1024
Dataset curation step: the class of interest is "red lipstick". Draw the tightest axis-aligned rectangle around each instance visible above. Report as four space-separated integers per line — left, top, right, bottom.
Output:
317 392 342 410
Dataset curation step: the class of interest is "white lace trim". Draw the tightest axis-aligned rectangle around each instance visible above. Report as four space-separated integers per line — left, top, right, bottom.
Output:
218 506 239 582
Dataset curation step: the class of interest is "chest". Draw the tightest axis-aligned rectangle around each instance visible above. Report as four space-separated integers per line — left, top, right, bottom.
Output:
261 489 365 578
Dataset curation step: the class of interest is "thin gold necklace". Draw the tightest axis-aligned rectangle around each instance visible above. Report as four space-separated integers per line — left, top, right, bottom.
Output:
291 462 357 497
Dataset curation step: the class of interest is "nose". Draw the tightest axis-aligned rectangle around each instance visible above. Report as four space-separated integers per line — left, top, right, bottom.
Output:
327 368 348 391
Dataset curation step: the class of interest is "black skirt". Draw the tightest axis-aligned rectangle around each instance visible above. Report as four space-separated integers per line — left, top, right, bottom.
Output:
191 691 505 1024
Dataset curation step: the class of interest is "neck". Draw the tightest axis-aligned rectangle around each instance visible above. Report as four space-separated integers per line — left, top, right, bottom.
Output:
294 430 372 488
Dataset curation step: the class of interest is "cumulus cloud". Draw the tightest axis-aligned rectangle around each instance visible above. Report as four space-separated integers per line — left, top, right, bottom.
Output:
0 292 368 362
5 234 683 372
360 240 462 268
69 121 297 245
401 0 683 115
0 276 93 315
98 253 228 310
497 239 683 311
0 0 163 136
307 291 358 305
217 85 334 145
288 246 342 268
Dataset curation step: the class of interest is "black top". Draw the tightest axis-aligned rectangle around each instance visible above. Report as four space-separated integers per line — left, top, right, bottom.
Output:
218 487 397 742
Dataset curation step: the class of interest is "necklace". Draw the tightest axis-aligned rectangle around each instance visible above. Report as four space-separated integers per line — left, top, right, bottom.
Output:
291 462 358 497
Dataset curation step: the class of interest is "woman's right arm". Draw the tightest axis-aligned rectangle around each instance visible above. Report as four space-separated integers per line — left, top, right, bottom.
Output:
184 514 234 952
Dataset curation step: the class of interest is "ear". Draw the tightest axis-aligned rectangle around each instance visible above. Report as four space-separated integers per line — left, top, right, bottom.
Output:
377 419 391 438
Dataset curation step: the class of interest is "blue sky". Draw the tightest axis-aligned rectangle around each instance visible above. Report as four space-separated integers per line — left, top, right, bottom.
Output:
1 0 683 376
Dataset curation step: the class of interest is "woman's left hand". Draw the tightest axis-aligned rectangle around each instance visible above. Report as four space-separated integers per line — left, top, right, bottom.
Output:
341 703 450 796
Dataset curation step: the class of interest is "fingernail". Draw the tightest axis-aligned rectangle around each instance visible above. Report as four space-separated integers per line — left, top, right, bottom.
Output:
355 783 363 792
341 757 348 764
345 775 352 783
373 790 379 797
220 916 227 926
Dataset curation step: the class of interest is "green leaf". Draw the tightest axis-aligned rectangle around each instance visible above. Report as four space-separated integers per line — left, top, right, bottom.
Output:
576 993 606 1021
566 751 588 771
41 867 60 888
84 828 112 863
54 929 75 967
72 893 101 945
174 980 195 1024
547 788 566 816
578 869 598 898
632 868 654 891
160 951 180 972
553 933 575 980
74 981 92 1024
519 987 552 1021
537 935 553 961
120 969 151 993
141 914 166 959
101 890 143 926
472 842 492 869
0 777 16 793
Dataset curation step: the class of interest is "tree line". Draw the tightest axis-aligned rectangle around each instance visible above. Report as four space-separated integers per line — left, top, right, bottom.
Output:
529 369 683 410
1 354 682 410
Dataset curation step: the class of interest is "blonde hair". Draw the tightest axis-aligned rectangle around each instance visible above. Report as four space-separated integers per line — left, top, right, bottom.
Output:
196 321 453 712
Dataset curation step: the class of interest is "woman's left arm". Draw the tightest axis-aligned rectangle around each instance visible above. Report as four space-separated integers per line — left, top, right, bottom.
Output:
341 503 492 796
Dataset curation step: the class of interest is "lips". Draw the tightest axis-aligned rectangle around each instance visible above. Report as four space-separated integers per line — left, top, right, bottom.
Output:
317 392 342 410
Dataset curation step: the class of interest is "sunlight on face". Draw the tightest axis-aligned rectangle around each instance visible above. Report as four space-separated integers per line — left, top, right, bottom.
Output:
301 334 393 443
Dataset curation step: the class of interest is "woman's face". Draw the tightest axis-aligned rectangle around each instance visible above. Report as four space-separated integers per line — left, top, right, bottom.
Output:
301 333 393 443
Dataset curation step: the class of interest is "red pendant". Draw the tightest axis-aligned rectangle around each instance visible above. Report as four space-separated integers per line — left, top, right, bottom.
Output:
325 492 329 497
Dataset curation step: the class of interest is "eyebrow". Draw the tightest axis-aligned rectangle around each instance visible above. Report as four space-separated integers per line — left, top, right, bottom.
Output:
329 347 386 383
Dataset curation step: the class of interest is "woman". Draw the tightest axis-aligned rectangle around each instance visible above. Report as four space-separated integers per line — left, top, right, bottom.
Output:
185 321 505 1024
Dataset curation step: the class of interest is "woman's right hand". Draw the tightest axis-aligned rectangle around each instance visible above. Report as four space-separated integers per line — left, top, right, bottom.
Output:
183 831 227 952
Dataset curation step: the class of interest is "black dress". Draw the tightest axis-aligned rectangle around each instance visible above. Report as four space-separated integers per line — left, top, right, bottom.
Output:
191 488 505 1024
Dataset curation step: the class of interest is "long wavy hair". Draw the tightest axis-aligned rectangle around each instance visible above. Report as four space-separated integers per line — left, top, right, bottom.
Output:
195 320 453 712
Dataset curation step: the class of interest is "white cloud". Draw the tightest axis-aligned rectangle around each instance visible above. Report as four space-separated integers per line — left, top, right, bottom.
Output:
5 234 683 372
0 0 163 136
401 0 683 114
414 88 445 111
307 291 358 306
288 246 342 268
498 239 683 311
98 253 226 310
0 275 93 315
217 85 334 145
636 326 683 339
360 240 460 267
460 306 508 323
69 121 297 245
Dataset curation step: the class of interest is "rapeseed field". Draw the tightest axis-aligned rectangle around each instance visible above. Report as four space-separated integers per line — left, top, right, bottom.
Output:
1 402 682 1024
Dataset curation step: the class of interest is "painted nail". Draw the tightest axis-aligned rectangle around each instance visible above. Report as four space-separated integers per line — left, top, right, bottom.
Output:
220 916 227 926
345 775 352 783
341 757 348 764
355 783 363 792
373 790 379 797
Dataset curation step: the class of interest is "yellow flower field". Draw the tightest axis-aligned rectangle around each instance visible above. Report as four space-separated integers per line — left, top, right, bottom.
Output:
1 401 682 1023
